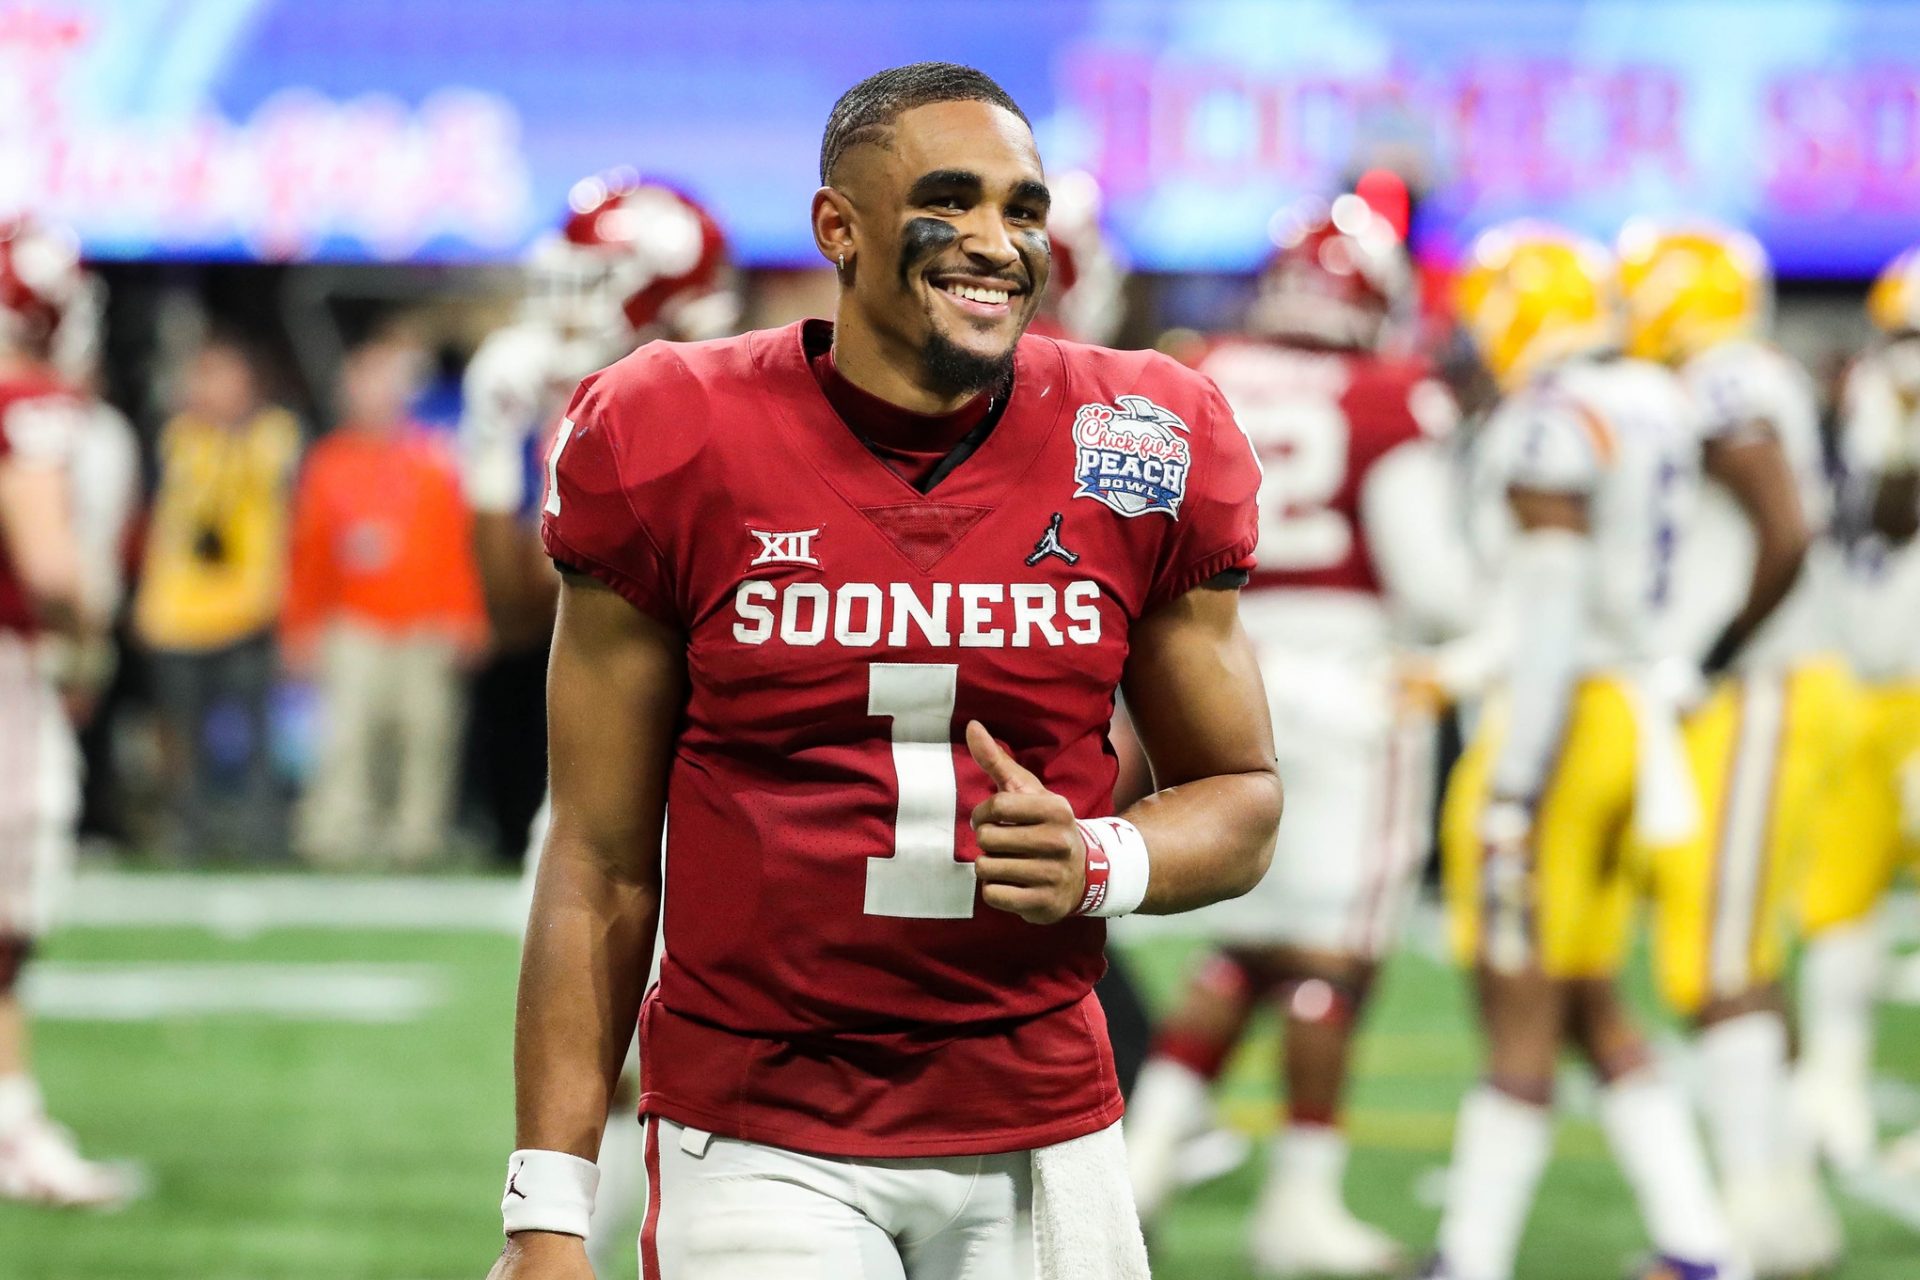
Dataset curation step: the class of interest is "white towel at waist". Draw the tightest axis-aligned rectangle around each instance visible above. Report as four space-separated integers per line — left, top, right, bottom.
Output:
1032 1120 1152 1280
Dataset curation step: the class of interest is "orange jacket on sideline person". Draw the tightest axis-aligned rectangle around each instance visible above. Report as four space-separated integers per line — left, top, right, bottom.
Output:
280 422 487 667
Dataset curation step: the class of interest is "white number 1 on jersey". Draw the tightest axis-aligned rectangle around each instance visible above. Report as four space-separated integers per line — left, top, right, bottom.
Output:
542 417 576 517
864 662 975 919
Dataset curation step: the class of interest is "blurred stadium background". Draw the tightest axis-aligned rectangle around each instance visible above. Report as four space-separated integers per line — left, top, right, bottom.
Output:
4 1 1920 1278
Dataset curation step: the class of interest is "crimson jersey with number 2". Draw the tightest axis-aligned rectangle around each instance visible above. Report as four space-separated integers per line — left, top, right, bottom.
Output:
542 319 1259 1158
1196 337 1440 595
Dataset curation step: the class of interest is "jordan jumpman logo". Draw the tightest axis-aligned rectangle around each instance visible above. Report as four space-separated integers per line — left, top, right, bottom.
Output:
1025 512 1080 566
506 1161 527 1199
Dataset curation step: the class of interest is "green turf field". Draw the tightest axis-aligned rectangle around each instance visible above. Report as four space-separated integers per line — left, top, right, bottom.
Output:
6 881 1919 1280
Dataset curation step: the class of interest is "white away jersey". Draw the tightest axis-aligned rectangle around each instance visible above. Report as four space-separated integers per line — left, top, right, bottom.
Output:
1836 347 1920 679
458 321 605 516
1668 339 1834 670
1472 355 1703 670
1198 339 1469 659
70 399 140 616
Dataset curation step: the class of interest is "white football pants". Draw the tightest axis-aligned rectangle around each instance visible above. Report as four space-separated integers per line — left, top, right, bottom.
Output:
0 633 78 939
638 1117 1144 1280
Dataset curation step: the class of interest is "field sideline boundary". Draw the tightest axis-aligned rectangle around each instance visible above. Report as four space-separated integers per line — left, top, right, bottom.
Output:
62 871 1920 943
63 869 528 932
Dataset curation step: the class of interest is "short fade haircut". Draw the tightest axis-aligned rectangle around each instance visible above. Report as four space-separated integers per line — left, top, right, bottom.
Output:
819 62 1029 185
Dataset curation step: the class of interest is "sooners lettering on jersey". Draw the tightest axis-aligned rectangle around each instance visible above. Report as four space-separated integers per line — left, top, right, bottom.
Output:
0 371 82 635
542 319 1260 1157
1196 338 1441 596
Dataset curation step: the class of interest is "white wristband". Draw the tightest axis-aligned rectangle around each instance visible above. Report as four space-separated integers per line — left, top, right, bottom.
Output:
502 1149 599 1238
1074 817 1151 918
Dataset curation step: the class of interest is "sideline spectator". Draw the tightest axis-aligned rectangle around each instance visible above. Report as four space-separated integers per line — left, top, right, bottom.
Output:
132 338 299 860
282 333 486 868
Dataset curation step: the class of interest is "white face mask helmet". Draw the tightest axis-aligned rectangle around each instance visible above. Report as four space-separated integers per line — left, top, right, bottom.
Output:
0 216 89 364
1250 194 1412 351
522 172 740 373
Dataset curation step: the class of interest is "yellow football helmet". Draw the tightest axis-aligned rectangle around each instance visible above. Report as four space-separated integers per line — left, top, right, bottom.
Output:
1456 221 1620 388
1616 219 1771 364
1868 246 1920 336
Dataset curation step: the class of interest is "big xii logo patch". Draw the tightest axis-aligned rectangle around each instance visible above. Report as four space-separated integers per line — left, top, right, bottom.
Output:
748 527 822 568
1071 395 1192 519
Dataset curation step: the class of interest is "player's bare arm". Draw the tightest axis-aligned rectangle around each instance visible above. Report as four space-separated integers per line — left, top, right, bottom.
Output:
473 511 561 651
1110 582 1281 912
490 571 683 1278
965 582 1280 924
1868 465 1919 543
1489 486 1589 808
1700 429 1811 671
0 454 85 635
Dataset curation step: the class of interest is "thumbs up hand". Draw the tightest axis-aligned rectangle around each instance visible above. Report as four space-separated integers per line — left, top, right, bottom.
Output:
966 721 1088 925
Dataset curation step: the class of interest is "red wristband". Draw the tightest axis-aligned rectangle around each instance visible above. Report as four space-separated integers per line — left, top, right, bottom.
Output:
1075 819 1112 916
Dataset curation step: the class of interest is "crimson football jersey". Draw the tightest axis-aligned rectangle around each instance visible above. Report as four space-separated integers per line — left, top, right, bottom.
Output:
542 318 1260 1157
0 370 82 635
1196 337 1447 596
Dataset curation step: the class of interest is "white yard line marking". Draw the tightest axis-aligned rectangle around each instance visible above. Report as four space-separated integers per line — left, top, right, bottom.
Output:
21 962 447 1023
1873 1075 1920 1129
62 876 1905 943
61 871 526 933
1886 950 1920 1005
1886 890 1920 946
1841 1166 1920 1233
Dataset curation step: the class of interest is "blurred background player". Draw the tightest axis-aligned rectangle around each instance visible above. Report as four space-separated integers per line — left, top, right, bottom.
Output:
51 265 140 848
1798 244 1920 1176
1127 195 1474 1277
1617 220 1844 1275
0 217 135 1207
456 172 739 1272
1428 224 1738 1280
459 171 737 872
1025 170 1127 347
281 331 487 868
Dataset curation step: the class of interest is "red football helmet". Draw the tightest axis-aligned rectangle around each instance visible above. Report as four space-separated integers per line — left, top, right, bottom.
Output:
1037 171 1128 345
1248 194 1411 350
523 171 739 352
0 216 88 359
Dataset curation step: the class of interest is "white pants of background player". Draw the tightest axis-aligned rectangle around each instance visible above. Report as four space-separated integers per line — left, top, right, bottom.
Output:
640 1117 1146 1280
0 634 79 941
1188 644 1433 955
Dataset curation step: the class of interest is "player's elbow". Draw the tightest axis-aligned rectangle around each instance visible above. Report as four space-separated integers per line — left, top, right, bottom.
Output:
1225 766 1284 899
19 555 84 632
1759 523 1810 600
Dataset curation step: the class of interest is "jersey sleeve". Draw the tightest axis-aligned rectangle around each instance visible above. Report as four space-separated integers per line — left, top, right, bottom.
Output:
1144 379 1262 612
459 334 541 515
0 392 81 468
1494 391 1609 495
1685 346 1778 445
1840 358 1920 474
1362 438 1479 640
539 373 680 625
1406 374 1461 442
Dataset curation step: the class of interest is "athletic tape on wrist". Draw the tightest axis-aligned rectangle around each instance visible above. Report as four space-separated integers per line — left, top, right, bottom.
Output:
501 1149 599 1238
1074 817 1150 918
